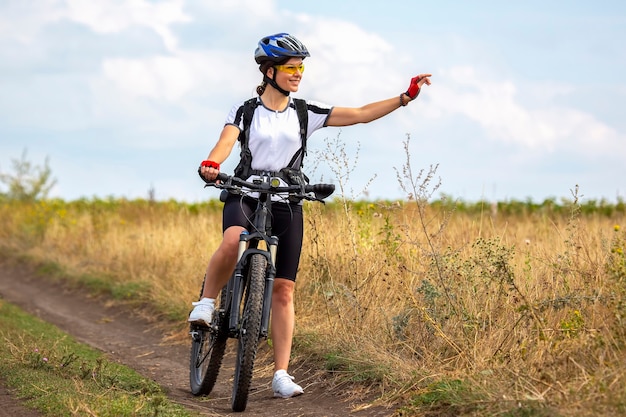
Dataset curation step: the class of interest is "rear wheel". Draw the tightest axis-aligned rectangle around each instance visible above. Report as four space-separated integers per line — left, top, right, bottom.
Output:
231 254 267 412
189 281 230 395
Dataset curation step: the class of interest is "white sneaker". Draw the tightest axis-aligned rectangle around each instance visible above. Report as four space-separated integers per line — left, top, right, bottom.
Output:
272 370 304 398
188 298 215 326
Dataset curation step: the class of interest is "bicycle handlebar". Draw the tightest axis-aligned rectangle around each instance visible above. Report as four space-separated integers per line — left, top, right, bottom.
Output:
202 172 335 203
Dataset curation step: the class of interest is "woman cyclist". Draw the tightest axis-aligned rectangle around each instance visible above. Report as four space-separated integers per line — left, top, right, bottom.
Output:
189 32 431 399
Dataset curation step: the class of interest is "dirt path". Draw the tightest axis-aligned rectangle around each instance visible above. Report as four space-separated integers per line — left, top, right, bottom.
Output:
0 259 393 416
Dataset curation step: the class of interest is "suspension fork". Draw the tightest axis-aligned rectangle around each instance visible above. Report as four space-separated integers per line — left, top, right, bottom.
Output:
251 189 277 338
260 235 278 338
228 230 251 335
228 232 277 337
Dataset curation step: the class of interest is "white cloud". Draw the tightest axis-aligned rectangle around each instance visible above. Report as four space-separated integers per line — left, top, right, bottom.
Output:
194 0 277 21
63 0 190 51
0 0 190 52
302 19 393 64
429 66 625 155
297 19 401 105
0 0 64 43
102 55 194 101
540 107 622 154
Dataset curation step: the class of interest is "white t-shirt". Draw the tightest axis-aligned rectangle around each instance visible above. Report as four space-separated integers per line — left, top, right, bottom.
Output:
225 96 333 173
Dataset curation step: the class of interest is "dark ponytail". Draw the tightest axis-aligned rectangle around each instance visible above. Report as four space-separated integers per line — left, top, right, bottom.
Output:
256 61 273 95
256 58 289 96
256 81 267 96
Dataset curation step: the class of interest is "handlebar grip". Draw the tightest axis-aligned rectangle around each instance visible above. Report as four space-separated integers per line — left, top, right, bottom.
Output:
306 183 335 200
216 172 230 182
199 170 230 185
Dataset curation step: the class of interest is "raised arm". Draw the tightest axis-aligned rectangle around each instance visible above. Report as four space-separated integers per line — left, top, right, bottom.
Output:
326 73 431 127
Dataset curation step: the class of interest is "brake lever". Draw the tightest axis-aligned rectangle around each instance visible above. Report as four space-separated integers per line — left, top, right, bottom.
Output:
300 193 326 204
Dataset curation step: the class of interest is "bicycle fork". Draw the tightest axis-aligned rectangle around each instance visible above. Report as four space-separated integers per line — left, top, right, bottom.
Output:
228 231 278 339
260 235 278 338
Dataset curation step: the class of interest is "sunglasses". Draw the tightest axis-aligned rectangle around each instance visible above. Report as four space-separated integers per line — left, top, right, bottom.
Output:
274 64 305 75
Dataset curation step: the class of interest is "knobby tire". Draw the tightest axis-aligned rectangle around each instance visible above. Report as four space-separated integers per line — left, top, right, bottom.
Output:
231 253 267 412
189 283 229 395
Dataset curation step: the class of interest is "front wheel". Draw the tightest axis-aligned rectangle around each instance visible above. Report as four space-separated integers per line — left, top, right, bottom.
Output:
231 253 267 412
189 283 229 396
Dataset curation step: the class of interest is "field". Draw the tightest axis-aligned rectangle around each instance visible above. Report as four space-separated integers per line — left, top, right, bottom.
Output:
1 141 625 416
1 172 625 416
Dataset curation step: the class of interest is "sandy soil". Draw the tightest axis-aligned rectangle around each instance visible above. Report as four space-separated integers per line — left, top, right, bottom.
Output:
0 259 393 416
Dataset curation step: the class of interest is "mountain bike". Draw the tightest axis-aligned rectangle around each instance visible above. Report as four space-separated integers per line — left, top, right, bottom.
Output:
189 171 334 412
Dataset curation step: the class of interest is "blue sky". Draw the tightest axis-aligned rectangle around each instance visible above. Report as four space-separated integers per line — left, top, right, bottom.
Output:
1 0 624 202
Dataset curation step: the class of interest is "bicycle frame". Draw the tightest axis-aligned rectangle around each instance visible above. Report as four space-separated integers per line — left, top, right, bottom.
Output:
218 173 276 340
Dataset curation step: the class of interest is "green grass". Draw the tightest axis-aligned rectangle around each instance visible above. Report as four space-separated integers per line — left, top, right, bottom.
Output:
396 378 561 417
0 299 198 417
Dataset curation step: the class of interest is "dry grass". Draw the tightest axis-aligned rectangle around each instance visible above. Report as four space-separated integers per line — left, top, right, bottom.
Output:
1 195 625 415
1 140 625 415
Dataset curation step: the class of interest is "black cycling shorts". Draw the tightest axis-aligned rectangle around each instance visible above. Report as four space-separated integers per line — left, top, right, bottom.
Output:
222 193 303 281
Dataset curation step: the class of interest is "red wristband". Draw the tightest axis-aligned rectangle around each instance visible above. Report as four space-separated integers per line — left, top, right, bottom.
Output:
200 160 220 169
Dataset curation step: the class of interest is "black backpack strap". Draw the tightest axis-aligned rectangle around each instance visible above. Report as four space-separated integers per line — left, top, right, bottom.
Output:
233 98 259 178
287 98 309 169
239 97 258 147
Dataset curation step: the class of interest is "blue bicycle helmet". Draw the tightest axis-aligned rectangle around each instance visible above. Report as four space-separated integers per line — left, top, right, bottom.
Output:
254 33 310 64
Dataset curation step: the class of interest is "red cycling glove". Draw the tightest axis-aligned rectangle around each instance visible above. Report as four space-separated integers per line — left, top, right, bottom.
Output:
200 160 220 170
405 75 423 100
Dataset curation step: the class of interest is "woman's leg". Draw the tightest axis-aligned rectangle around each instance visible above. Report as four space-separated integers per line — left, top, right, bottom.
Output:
271 278 296 371
201 225 245 298
270 201 303 370
189 225 244 325
271 277 304 397
190 194 254 325
200 194 255 298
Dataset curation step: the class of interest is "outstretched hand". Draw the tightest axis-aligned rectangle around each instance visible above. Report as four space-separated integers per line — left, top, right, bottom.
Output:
406 73 432 99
